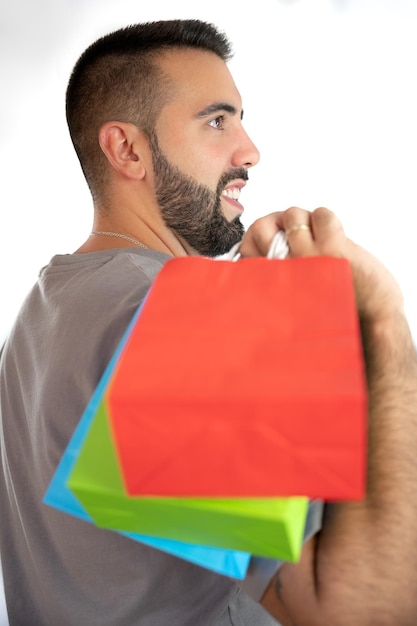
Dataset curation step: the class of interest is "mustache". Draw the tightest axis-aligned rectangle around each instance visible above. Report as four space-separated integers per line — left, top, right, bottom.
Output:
217 167 249 193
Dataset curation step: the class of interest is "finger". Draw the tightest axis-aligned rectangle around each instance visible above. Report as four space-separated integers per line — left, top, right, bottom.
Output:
285 224 311 237
310 207 345 256
239 212 286 258
281 207 311 229
282 207 316 257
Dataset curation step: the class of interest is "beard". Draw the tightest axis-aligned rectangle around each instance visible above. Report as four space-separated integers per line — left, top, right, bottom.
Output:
148 132 246 257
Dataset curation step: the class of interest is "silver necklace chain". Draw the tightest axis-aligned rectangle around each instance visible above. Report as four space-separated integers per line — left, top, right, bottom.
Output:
90 231 147 249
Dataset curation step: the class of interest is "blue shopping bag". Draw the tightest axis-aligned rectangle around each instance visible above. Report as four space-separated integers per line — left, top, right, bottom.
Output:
43 303 251 579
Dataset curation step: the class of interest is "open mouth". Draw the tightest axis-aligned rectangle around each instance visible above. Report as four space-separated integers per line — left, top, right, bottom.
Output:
221 186 241 201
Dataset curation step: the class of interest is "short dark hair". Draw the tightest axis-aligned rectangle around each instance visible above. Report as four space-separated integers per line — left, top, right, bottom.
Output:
66 20 233 201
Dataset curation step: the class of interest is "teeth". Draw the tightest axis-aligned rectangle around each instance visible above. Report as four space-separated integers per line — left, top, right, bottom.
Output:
222 187 240 200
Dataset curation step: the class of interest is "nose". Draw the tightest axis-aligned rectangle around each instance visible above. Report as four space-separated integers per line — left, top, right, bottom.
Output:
231 126 260 169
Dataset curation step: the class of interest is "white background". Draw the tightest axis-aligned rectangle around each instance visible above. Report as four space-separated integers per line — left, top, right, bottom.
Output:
1 0 417 344
1 0 417 622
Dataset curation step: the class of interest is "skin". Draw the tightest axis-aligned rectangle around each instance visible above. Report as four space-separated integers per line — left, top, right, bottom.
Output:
75 48 259 256
74 46 417 624
147 130 247 256
243 208 417 625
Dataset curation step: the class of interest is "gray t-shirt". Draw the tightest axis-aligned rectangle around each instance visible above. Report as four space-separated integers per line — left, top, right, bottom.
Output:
0 248 280 625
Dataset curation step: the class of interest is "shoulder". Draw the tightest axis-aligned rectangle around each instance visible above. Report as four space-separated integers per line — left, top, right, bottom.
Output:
41 249 169 305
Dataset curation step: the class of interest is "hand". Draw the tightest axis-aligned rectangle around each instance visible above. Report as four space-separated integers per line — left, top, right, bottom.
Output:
248 208 417 625
241 207 404 325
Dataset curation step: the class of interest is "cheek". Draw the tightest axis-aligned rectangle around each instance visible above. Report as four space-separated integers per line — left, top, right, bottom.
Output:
158 125 228 189
188 147 228 188
179 152 224 190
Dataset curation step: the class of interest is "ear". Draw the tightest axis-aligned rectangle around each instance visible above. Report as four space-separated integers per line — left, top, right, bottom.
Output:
98 121 149 180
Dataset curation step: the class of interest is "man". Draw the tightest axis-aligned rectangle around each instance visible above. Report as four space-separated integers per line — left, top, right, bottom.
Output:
0 19 416 626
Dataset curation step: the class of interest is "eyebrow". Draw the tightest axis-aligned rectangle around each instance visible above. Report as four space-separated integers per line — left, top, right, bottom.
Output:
195 102 244 120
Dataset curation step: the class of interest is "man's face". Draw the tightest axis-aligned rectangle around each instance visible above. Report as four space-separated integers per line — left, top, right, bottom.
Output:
151 48 260 256
149 130 247 256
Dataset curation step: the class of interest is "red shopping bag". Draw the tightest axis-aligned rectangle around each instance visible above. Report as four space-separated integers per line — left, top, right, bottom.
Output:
107 256 367 499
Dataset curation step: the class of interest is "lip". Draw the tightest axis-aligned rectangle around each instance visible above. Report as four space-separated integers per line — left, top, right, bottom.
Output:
221 195 244 214
224 179 246 191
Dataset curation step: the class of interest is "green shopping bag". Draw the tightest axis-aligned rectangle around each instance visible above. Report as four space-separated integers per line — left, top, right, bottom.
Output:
67 397 308 561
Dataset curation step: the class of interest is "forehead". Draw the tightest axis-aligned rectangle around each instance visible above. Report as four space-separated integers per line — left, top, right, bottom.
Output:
156 48 242 114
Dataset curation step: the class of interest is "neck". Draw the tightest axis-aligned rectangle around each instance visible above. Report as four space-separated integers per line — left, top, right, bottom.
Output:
73 222 191 257
89 231 147 249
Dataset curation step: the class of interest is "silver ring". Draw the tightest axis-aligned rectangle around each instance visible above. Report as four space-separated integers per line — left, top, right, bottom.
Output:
285 223 311 237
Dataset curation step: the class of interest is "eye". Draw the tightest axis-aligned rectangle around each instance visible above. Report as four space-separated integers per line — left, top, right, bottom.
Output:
208 115 225 130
